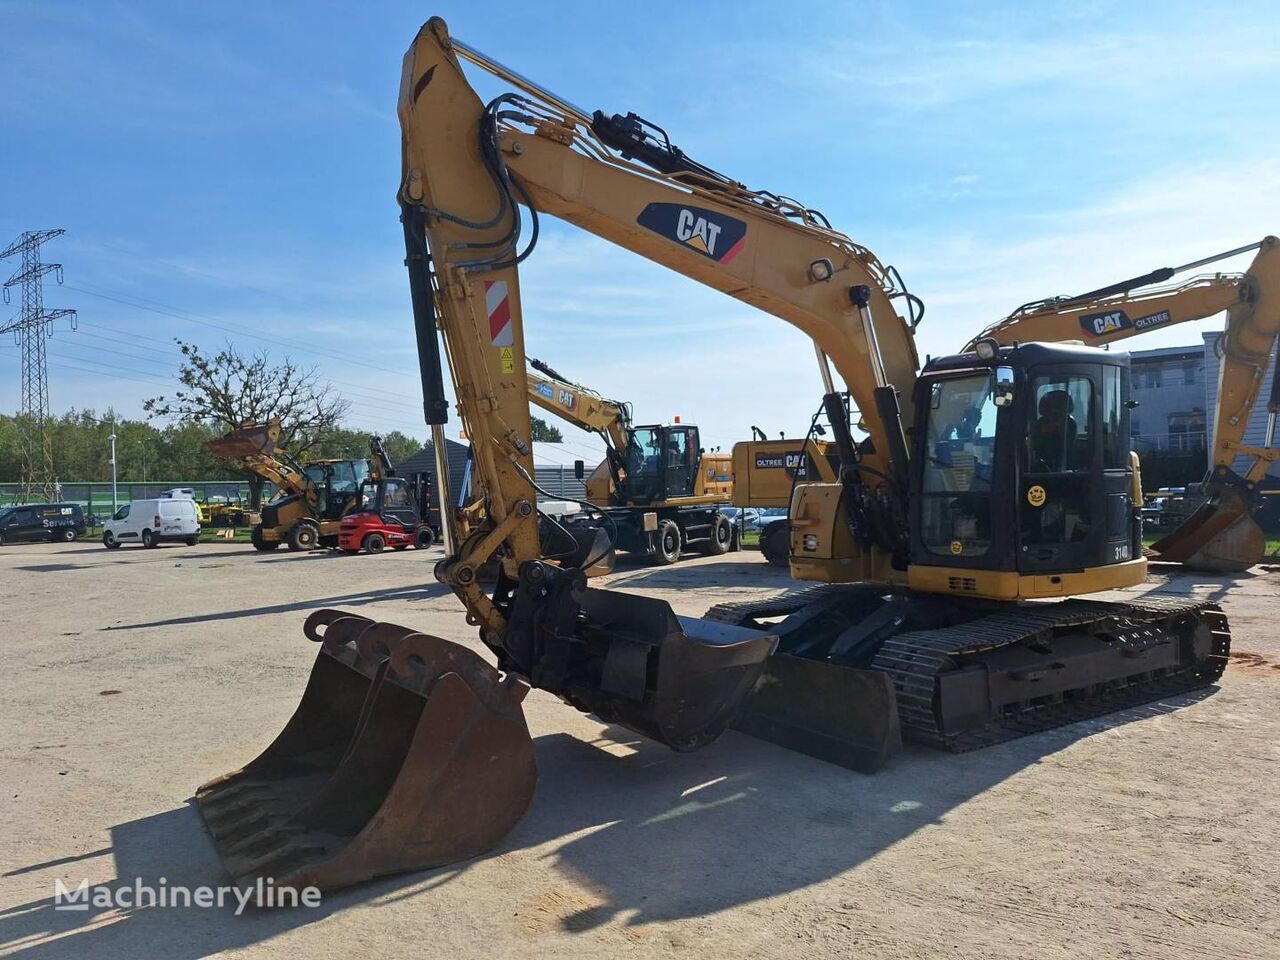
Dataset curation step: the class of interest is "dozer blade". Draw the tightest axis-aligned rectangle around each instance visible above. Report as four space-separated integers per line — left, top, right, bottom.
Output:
195 609 537 899
1149 492 1266 572
204 419 283 460
731 654 902 773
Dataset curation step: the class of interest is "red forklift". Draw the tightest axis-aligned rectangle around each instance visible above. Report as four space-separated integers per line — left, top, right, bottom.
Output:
336 437 436 553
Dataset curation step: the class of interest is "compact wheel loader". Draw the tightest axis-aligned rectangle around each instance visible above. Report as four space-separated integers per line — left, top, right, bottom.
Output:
196 19 1265 901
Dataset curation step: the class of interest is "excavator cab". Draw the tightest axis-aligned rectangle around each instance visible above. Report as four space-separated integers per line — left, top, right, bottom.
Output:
303 460 370 521
622 424 700 503
907 342 1144 596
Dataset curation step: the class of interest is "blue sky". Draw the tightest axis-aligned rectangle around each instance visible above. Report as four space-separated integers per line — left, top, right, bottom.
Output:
3 1 1279 459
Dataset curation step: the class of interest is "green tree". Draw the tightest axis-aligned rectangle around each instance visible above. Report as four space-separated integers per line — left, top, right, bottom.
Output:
145 340 350 506
306 428 424 471
530 415 563 443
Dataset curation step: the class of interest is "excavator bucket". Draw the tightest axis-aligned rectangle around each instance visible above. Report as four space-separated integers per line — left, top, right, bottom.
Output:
204 420 283 460
195 609 537 899
1149 491 1266 572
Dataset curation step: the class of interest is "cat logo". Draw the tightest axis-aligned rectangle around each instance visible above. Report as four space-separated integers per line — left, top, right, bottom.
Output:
556 388 577 411
636 203 747 264
1079 309 1132 338
675 209 723 255
784 452 810 479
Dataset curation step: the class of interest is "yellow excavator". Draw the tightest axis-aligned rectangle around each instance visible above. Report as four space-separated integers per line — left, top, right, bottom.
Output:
195 19 1243 898
204 420 371 551
965 239 1280 571
526 356 736 562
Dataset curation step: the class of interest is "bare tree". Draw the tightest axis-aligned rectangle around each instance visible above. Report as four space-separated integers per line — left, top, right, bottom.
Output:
145 340 350 506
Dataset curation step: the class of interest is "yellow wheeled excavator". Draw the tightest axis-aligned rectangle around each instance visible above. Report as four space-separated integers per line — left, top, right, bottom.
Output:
526 356 736 563
965 238 1280 571
195 19 1238 898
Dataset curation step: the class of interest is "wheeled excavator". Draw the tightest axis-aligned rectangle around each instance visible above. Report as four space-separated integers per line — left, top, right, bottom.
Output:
194 19 1239 898
965 239 1280 572
526 356 736 562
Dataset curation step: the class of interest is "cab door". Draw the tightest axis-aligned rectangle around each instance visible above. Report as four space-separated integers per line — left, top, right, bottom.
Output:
662 427 695 498
1017 364 1133 573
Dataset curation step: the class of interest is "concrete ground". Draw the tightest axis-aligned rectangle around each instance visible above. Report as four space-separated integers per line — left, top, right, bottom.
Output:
0 538 1277 959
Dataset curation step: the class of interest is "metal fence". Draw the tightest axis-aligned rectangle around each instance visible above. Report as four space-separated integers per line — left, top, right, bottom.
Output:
1133 431 1207 455
533 465 588 501
0 481 255 521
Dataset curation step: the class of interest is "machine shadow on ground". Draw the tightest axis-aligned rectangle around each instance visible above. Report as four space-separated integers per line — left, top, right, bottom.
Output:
99 582 454 632
0 687 1215 957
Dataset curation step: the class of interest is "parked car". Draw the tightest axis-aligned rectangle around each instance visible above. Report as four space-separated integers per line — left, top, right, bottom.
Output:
102 498 200 549
717 506 761 526
0 502 87 544
745 507 789 531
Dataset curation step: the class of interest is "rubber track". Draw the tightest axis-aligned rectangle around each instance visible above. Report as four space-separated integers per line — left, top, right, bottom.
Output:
707 587 1231 751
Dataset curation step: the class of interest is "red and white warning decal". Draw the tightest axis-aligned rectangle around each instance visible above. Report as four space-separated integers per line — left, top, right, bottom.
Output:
485 280 513 347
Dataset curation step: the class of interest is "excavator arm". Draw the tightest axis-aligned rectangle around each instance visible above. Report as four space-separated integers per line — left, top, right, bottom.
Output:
526 357 632 453
368 434 394 482
970 238 1280 569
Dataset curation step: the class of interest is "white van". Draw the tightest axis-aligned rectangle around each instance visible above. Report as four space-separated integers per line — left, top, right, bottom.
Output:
103 498 201 549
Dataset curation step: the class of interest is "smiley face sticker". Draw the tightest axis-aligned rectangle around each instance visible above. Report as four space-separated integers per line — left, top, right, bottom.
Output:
1027 484 1047 508
950 540 963 555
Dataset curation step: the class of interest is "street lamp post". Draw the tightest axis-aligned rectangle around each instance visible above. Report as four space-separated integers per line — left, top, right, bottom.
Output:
108 428 118 514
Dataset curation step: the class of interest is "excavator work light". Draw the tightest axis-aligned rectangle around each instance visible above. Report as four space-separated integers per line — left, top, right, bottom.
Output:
808 258 834 282
973 337 1000 362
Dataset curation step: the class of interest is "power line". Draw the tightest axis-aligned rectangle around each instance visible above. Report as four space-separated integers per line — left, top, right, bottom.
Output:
1 229 78 501
65 281 423 390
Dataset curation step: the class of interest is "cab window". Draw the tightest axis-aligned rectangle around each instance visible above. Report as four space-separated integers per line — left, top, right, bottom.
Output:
919 373 999 557
628 428 661 477
114 505 131 521
384 480 412 509
1023 374 1094 548
1026 376 1092 473
1100 366 1126 469
666 430 689 468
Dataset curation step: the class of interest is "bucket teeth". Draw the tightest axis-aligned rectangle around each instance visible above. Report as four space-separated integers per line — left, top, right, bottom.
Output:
196 609 537 898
